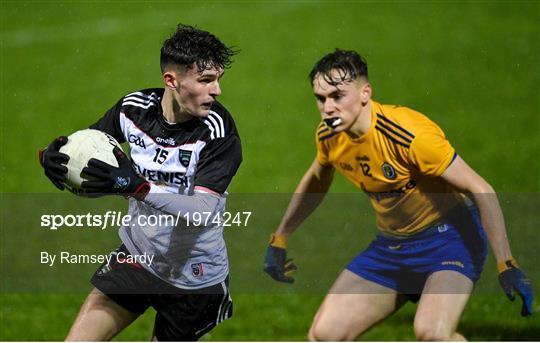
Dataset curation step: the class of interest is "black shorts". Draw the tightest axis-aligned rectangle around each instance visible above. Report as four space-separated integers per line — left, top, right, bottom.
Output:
91 245 232 341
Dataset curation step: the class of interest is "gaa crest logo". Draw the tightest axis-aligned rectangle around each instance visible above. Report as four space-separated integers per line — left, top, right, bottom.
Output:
381 162 396 180
179 149 192 167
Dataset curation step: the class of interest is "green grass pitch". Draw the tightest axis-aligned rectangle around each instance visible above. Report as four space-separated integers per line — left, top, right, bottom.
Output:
1 1 539 340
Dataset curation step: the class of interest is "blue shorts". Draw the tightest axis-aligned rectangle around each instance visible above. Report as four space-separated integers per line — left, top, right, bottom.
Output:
347 204 488 296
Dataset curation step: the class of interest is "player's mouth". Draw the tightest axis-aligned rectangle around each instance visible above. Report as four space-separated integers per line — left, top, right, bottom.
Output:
201 101 214 109
323 117 342 130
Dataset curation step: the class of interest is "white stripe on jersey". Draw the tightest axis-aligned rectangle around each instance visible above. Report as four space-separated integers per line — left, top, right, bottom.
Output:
206 114 222 138
125 91 159 99
203 120 216 139
203 111 225 139
209 111 225 138
122 92 160 109
123 95 158 105
122 101 157 109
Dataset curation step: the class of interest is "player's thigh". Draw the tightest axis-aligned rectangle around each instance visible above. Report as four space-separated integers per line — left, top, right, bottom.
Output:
414 270 473 341
309 269 406 341
66 288 140 341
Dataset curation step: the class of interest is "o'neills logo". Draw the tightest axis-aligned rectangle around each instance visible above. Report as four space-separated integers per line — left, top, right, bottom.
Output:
156 136 176 145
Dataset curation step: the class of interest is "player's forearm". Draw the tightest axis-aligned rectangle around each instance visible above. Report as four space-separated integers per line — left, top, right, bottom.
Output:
276 165 333 237
441 157 514 264
470 187 513 263
276 192 327 237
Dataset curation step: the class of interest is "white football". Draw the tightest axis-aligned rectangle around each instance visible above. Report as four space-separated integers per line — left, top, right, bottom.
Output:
59 129 122 195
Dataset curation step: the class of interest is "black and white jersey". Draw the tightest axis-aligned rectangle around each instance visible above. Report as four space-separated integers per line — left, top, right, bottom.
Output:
90 88 242 289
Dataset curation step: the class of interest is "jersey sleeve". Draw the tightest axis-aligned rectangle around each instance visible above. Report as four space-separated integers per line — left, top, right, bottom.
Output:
88 97 126 143
194 134 242 194
408 127 456 177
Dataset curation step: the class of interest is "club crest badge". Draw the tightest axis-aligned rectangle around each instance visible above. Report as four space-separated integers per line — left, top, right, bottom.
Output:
179 149 192 167
381 162 396 180
191 263 204 277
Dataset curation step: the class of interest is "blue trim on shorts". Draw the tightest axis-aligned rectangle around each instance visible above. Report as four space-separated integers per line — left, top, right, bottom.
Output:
346 204 488 294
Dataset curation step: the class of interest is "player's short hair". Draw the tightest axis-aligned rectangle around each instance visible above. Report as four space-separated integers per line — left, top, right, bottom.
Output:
309 49 368 86
160 24 237 73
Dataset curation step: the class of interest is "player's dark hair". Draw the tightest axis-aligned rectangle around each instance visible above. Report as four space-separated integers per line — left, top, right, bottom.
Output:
309 49 368 86
160 24 237 73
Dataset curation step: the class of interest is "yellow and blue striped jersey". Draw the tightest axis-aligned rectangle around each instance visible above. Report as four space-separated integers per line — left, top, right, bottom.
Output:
316 100 461 237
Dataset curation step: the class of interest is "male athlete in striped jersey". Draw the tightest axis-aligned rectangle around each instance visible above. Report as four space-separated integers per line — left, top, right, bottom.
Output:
264 50 532 340
39 24 241 341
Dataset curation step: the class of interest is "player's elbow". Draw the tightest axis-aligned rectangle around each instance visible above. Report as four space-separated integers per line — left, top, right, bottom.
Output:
469 179 495 194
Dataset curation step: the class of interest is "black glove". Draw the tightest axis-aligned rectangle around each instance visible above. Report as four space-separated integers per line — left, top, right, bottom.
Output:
498 259 533 317
264 233 297 283
81 146 150 199
39 136 69 190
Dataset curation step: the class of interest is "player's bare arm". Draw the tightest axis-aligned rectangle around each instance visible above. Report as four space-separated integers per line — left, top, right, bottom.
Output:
441 156 511 261
276 159 335 237
264 159 334 283
441 155 533 316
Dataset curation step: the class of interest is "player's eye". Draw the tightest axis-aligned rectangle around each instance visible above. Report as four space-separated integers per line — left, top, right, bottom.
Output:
333 93 344 101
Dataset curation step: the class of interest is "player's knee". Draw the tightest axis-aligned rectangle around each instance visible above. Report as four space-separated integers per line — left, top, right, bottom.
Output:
308 319 357 341
308 325 348 341
415 331 453 341
414 321 453 341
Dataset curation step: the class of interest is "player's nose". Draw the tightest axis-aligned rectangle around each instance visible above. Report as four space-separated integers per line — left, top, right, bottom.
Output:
210 81 222 97
323 99 335 115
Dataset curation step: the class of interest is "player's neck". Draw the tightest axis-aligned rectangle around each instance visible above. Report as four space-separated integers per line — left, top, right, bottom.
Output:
346 101 372 139
161 90 192 124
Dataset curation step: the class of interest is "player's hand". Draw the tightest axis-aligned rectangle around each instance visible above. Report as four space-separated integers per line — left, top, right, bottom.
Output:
498 259 533 316
39 136 69 191
264 233 297 283
81 147 150 200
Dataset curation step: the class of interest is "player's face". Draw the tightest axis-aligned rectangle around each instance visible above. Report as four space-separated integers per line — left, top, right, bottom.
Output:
312 71 369 132
174 65 224 117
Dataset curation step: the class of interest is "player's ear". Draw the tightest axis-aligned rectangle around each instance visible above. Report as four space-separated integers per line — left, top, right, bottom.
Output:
163 71 177 90
359 81 372 105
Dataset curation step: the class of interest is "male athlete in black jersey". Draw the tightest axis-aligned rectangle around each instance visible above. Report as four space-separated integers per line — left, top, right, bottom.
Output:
39 24 242 341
